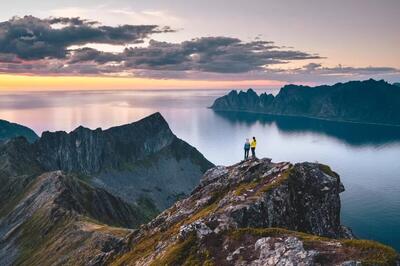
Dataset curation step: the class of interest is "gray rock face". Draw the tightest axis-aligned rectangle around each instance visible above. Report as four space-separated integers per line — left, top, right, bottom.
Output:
35 112 176 175
228 162 348 238
250 236 317 266
154 158 350 239
211 79 400 126
34 112 213 210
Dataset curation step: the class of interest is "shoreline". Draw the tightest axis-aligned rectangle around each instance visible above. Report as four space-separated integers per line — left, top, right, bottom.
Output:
209 107 400 128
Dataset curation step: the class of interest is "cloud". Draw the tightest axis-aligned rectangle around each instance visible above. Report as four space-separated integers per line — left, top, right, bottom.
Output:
0 15 399 84
0 16 172 60
0 53 21 63
49 6 183 28
70 37 322 73
298 63 400 76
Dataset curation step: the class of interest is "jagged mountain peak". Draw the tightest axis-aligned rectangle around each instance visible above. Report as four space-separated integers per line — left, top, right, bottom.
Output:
101 112 170 135
35 112 177 175
211 79 400 126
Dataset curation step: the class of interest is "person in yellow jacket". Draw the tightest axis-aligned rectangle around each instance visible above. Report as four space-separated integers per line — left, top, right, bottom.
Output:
250 136 257 158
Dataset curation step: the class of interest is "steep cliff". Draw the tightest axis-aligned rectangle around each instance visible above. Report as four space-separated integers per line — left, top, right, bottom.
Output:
211 79 400 126
0 119 38 143
109 159 398 265
35 112 176 174
34 112 214 209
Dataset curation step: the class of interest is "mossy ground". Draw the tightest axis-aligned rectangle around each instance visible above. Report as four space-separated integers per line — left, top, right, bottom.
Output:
229 228 398 265
234 165 293 197
341 239 398 265
149 233 215 266
15 209 74 266
113 196 221 265
318 164 340 178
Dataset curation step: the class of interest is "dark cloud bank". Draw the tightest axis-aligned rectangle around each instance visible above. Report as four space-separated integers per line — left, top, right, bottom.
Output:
0 15 398 81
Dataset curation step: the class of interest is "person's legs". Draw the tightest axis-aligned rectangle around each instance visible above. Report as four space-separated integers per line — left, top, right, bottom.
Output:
251 147 255 157
245 149 249 159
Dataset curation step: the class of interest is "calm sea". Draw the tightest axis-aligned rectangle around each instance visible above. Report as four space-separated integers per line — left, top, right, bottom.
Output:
1 89 399 250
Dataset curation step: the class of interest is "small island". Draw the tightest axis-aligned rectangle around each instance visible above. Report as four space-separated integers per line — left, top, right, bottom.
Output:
211 79 400 126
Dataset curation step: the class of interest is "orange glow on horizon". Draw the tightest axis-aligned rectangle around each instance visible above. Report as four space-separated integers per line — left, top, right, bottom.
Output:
0 74 288 91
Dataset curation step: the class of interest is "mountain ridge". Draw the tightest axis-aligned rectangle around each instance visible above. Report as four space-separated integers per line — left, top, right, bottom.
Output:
211 79 400 126
0 171 144 266
1 112 213 210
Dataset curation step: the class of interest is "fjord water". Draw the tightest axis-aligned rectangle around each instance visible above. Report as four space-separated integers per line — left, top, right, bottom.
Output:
1 89 399 250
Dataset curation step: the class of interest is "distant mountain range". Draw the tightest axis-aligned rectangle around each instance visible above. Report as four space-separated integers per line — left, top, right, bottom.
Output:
0 119 39 143
211 79 400 126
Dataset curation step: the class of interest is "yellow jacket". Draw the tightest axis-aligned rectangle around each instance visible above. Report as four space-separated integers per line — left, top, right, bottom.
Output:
250 140 256 148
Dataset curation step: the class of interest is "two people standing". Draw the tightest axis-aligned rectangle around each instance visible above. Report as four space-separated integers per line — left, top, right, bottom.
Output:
244 137 257 159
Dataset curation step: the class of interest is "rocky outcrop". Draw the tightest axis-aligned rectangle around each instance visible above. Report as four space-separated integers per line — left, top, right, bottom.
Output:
0 119 38 143
211 79 400 126
110 159 398 265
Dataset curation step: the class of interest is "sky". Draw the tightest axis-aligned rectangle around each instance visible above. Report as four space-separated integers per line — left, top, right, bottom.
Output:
0 0 399 90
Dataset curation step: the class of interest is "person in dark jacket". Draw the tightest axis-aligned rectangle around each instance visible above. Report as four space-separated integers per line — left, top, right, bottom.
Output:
244 138 250 159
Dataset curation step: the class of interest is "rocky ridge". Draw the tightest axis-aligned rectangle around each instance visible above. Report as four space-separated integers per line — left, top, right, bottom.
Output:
108 158 398 265
211 79 400 126
0 171 146 266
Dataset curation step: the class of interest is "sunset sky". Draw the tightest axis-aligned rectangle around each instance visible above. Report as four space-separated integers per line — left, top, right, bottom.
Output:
0 0 399 91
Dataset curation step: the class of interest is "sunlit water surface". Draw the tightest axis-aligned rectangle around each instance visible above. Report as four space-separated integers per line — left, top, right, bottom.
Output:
1 89 399 250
